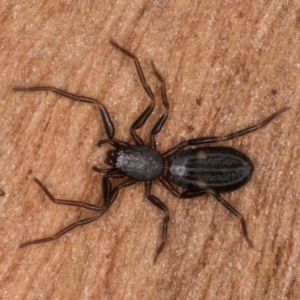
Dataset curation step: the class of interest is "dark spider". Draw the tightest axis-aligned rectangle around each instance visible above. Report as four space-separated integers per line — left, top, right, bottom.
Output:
14 40 290 264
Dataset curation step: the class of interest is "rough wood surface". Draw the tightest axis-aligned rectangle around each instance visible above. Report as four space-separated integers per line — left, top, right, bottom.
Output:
0 1 299 299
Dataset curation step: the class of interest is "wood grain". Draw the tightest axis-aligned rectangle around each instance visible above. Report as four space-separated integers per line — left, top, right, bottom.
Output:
0 1 299 299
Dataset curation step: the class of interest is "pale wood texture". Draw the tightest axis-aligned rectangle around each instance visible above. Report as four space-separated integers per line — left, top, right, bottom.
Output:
0 1 299 299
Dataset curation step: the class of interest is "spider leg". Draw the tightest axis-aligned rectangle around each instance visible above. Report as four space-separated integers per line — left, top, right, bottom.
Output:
145 181 170 264
110 40 156 145
164 107 290 157
19 177 114 247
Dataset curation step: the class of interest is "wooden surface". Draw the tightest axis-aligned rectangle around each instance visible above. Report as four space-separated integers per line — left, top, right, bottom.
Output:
0 1 299 299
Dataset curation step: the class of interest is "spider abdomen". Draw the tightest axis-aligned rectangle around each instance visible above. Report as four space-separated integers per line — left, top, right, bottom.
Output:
168 146 254 192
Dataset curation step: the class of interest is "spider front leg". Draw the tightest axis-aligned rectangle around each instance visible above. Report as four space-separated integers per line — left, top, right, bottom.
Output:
13 85 118 142
19 177 114 248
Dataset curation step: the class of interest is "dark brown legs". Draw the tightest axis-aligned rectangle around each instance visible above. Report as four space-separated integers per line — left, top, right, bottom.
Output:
209 189 253 248
145 181 170 264
160 177 253 248
164 106 290 157
19 177 112 247
14 41 171 262
19 176 136 248
180 188 253 247
13 86 116 140
110 40 169 148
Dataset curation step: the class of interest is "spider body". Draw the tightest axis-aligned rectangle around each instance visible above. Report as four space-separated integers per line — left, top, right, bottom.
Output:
14 40 289 264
